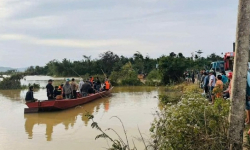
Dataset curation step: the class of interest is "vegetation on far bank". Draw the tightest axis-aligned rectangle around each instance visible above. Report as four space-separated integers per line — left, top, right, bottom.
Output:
1 51 223 87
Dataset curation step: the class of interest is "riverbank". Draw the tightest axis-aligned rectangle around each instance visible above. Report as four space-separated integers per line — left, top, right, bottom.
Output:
149 83 230 150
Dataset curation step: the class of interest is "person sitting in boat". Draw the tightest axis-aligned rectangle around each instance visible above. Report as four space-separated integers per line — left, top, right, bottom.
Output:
46 79 54 100
59 84 65 98
53 86 62 99
25 86 37 102
81 81 91 97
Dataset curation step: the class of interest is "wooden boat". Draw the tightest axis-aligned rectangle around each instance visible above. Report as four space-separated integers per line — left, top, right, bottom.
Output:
24 87 113 113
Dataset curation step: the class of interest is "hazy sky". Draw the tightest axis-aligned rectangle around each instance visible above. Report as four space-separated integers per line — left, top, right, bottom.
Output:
0 0 238 68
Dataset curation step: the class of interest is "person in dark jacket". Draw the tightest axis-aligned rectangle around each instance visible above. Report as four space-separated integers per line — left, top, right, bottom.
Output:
53 86 61 98
25 86 37 102
191 70 195 84
96 77 101 92
46 79 54 100
81 81 91 97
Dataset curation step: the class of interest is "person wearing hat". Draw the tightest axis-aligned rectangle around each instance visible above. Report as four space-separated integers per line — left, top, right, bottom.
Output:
46 79 54 100
25 86 37 102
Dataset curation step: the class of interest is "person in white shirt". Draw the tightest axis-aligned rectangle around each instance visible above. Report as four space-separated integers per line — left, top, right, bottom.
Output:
209 70 216 103
79 79 84 91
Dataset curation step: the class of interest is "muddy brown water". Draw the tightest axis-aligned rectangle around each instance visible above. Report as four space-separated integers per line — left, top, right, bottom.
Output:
0 77 163 150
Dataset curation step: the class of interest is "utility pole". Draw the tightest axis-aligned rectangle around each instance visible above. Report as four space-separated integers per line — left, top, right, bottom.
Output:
228 0 250 149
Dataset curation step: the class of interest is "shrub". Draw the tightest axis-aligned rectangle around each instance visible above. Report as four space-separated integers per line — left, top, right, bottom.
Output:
110 62 142 86
150 92 230 150
121 78 141 86
158 92 182 105
0 74 24 89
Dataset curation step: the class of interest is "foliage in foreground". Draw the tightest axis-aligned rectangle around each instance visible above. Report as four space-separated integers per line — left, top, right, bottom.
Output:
86 114 148 150
151 91 230 150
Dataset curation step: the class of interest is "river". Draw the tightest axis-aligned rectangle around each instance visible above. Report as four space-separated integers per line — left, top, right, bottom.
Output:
0 76 163 150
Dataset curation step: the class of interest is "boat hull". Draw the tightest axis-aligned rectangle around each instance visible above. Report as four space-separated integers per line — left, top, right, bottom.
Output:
25 89 112 113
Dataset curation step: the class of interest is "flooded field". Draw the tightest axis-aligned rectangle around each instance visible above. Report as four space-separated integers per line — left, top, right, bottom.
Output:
0 77 163 150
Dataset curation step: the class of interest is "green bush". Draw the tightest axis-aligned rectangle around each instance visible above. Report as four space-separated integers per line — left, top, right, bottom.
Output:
158 92 182 105
110 62 142 86
150 92 230 150
145 69 162 86
0 74 24 89
121 78 141 86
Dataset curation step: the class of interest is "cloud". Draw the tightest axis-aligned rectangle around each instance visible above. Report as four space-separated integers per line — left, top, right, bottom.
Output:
0 34 138 48
0 0 36 19
0 0 238 68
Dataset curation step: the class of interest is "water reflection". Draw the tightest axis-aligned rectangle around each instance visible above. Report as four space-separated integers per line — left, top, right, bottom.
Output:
0 89 23 101
24 98 109 141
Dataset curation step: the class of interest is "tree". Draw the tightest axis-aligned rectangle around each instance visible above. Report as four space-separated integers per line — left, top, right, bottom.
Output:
228 0 250 149
206 53 223 62
178 53 184 58
99 51 120 75
133 51 144 74
169 52 176 57
158 55 188 84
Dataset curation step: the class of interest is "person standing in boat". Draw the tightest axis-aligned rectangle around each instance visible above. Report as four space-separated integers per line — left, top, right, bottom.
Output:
96 77 101 92
46 79 54 100
81 81 91 97
79 79 84 92
71 78 78 99
25 86 37 102
90 76 94 84
105 79 111 91
64 80 73 99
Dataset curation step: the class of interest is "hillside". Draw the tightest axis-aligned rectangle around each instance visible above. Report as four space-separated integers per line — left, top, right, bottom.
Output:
0 67 27 72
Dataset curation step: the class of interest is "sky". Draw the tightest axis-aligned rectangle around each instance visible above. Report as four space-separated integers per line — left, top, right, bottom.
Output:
0 0 238 68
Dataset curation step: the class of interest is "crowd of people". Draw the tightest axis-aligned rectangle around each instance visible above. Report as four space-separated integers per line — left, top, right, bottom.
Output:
199 68 250 125
25 77 111 102
184 70 196 83
198 69 231 104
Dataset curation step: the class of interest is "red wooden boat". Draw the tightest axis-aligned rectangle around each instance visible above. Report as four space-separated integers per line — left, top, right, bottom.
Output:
24 88 113 113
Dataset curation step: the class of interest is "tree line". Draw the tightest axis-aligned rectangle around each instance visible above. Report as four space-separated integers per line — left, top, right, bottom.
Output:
1 50 223 86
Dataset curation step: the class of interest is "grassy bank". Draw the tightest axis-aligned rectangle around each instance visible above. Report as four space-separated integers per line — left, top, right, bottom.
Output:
151 83 230 150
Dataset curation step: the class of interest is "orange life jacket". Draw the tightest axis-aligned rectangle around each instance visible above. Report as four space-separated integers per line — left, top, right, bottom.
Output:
90 77 94 83
105 81 110 90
